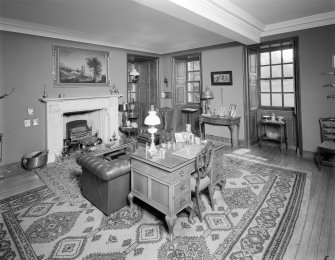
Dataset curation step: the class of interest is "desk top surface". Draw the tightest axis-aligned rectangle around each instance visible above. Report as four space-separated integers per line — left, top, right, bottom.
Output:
131 140 224 171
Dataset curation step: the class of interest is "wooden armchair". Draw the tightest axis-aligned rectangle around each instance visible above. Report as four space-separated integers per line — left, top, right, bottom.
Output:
137 107 175 145
191 141 215 222
316 117 335 170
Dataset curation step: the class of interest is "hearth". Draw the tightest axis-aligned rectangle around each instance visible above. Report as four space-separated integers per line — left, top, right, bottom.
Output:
63 120 101 155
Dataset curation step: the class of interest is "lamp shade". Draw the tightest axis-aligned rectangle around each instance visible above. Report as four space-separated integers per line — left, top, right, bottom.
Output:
201 86 214 100
144 106 161 126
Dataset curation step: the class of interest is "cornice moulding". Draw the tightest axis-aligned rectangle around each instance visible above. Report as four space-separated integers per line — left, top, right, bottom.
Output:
0 17 164 54
262 11 335 37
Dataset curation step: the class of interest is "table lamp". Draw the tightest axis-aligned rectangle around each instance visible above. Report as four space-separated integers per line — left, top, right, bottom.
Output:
144 105 161 154
201 86 214 115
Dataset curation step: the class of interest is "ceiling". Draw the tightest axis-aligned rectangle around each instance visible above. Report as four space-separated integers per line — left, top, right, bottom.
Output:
0 0 334 54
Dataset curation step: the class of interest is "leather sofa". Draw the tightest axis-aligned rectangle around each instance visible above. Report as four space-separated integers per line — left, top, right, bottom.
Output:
76 154 130 215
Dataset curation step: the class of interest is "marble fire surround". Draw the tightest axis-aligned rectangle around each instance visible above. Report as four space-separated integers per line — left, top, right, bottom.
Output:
40 95 120 163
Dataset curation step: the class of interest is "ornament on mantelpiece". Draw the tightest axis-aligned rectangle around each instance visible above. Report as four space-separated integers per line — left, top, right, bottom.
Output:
110 82 119 95
42 84 48 99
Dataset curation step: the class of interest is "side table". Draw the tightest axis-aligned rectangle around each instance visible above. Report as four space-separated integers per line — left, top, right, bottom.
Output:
258 120 287 154
199 115 240 148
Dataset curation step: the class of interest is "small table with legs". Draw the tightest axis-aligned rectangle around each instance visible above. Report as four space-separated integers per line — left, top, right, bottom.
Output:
258 120 288 154
199 115 241 148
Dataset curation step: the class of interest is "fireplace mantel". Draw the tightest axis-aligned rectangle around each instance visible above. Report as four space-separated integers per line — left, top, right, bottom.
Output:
40 95 122 103
40 95 122 163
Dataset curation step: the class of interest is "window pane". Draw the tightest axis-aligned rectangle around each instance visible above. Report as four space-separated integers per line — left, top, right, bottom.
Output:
284 93 294 107
261 93 270 106
194 93 200 103
194 61 200 70
193 82 200 92
260 52 270 65
187 62 193 71
188 72 194 81
187 93 193 103
283 49 293 63
271 65 282 77
261 80 270 92
271 79 282 92
283 79 294 92
272 93 282 106
271 50 281 64
261 66 270 78
283 64 293 77
187 82 193 92
193 71 201 81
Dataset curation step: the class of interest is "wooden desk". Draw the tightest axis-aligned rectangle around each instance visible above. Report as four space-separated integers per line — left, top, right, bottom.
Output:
199 115 241 148
128 141 225 241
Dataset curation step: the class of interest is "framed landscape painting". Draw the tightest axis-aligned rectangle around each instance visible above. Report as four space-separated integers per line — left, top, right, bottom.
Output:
53 45 110 87
211 71 233 85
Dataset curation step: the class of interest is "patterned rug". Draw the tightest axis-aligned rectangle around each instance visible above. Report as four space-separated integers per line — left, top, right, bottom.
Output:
0 155 310 260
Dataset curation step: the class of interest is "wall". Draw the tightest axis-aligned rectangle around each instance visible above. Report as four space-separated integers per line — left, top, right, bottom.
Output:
161 44 245 140
201 44 245 142
262 24 335 152
0 32 4 162
0 31 155 165
1 25 334 165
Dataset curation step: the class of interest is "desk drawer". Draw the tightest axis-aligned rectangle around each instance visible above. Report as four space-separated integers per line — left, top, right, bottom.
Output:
174 191 191 213
131 159 193 183
174 177 190 197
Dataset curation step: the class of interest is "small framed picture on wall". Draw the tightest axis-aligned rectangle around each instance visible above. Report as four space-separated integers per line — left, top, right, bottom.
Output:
211 71 233 85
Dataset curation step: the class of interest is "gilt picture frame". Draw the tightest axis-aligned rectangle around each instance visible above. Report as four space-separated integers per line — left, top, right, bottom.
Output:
211 71 233 85
53 45 110 87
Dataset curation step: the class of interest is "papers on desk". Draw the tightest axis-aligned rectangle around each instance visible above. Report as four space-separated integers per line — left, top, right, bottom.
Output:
171 145 202 159
182 108 198 112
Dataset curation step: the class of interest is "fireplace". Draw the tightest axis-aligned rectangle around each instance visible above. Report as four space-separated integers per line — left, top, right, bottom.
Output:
40 95 121 163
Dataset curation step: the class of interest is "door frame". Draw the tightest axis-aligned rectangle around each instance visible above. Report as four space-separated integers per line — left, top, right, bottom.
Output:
127 54 159 128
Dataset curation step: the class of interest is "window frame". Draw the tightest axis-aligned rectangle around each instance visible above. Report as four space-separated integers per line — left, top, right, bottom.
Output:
186 56 201 104
258 41 296 111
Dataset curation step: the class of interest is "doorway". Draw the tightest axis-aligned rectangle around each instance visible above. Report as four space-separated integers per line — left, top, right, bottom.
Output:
172 54 202 134
127 54 159 128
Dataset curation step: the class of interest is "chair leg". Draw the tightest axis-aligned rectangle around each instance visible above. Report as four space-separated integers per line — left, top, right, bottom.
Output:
317 147 321 171
208 185 215 211
195 191 202 222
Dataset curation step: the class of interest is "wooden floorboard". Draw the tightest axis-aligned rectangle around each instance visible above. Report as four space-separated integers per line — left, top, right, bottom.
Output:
0 144 333 259
307 169 328 260
327 169 335 259
318 170 335 259
0 171 44 200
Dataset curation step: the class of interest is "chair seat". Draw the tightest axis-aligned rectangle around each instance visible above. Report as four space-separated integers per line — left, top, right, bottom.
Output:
190 175 210 192
319 141 335 150
316 117 335 171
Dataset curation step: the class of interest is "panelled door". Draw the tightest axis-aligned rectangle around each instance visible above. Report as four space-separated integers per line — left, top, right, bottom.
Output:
247 48 259 145
131 58 158 128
